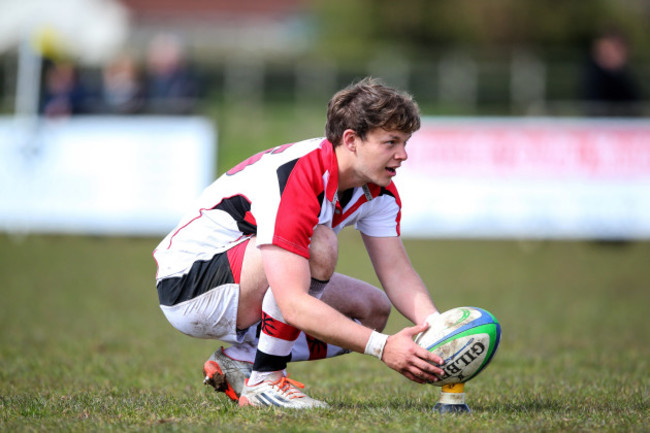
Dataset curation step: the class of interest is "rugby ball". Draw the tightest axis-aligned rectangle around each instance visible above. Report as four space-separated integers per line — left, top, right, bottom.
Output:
415 306 501 386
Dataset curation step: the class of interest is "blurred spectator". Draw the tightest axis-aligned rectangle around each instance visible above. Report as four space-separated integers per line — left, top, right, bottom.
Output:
40 60 88 118
101 53 145 114
581 31 642 117
145 33 199 114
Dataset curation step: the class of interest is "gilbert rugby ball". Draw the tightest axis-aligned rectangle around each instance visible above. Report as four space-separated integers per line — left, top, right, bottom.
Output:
415 306 501 386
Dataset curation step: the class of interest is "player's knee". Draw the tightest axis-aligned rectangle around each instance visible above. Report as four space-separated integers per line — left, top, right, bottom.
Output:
309 225 338 281
348 287 391 332
367 290 391 332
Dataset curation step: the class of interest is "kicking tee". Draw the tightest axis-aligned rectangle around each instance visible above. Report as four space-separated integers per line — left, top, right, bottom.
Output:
154 138 402 282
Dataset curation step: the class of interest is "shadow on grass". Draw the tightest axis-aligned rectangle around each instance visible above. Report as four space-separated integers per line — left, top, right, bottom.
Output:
333 396 446 412
335 395 579 415
473 399 565 414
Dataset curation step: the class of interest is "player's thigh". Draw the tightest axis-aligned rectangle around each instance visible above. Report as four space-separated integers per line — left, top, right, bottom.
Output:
321 272 391 331
237 237 269 329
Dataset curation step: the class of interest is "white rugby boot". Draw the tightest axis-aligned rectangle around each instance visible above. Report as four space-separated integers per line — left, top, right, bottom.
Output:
238 371 329 409
203 347 253 403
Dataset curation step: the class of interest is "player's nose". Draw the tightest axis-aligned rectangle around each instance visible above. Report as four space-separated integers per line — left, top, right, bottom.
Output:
396 144 408 161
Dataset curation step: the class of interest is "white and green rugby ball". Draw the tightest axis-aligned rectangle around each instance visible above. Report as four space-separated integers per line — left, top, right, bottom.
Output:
415 306 501 386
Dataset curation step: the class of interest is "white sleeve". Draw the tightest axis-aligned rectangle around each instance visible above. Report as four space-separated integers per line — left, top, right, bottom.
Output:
355 195 400 237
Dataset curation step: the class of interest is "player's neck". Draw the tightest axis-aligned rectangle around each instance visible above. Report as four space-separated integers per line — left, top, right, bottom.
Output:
334 144 363 191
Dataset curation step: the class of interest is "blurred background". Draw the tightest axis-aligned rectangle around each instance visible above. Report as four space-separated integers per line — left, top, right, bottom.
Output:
0 0 649 239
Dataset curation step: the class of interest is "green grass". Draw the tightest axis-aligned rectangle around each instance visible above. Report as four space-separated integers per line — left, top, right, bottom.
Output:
1 233 648 432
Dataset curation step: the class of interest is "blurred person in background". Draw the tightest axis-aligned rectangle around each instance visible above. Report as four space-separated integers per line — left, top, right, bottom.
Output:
581 30 642 117
101 53 145 114
145 33 199 114
40 60 89 117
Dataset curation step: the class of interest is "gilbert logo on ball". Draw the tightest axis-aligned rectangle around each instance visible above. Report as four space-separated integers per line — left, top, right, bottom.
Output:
415 307 501 386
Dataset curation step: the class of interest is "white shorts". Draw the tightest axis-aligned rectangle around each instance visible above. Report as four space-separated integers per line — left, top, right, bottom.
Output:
156 238 258 345
159 283 258 344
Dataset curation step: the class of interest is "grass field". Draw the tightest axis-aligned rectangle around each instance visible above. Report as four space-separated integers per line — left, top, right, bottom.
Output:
1 232 648 432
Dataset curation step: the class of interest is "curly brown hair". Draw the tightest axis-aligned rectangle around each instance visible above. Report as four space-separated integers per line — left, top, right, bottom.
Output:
325 77 421 146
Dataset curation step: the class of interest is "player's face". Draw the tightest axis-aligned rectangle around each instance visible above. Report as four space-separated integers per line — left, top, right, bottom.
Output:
353 128 410 187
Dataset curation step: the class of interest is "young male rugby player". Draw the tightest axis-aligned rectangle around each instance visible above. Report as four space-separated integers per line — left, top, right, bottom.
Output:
153 77 445 408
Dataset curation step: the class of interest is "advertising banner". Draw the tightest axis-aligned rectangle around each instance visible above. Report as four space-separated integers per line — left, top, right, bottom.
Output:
398 118 650 239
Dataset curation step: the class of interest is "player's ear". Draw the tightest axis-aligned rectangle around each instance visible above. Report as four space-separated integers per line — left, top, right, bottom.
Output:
342 129 358 152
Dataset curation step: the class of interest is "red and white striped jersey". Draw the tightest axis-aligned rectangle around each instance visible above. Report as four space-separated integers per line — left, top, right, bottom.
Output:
154 138 402 281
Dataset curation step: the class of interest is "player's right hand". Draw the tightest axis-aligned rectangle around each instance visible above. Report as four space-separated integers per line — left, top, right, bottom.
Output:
382 323 445 384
